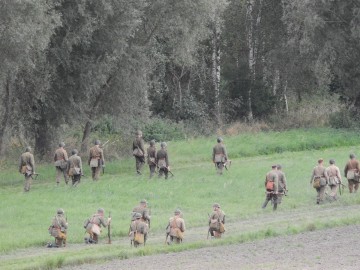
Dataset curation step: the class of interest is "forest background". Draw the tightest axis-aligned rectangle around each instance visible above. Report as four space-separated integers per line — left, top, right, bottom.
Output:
1 0 360 160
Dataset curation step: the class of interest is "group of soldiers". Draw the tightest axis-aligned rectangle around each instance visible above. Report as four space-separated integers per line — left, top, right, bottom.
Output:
46 200 225 248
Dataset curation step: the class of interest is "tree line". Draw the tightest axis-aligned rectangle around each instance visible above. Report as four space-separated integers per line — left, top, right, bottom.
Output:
1 0 359 158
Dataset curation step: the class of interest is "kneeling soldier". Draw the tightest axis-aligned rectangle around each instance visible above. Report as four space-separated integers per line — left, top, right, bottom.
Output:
208 203 225 238
47 208 68 248
166 209 185 244
84 208 111 244
129 212 149 247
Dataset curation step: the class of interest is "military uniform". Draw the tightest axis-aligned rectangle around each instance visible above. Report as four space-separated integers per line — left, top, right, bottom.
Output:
262 166 279 210
344 155 360 193
84 208 110 244
132 200 151 224
166 210 185 244
212 138 228 175
54 143 69 185
156 143 170 179
129 213 149 247
48 209 68 247
310 159 327 204
133 132 145 175
67 150 83 186
275 165 287 206
146 141 157 179
209 204 225 238
88 142 104 181
18 148 35 192
325 160 342 201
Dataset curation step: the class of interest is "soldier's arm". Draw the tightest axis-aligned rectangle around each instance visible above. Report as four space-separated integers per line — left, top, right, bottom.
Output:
165 152 170 167
310 169 315 183
140 139 145 153
100 149 105 164
181 220 186 232
282 173 287 189
64 150 68 161
30 155 35 173
223 145 228 159
88 150 92 165
79 158 83 174
274 174 279 193
336 167 342 181
344 163 348 176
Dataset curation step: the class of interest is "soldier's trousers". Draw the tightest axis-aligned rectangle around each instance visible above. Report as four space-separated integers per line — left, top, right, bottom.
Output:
316 185 326 203
91 166 101 180
262 192 278 210
329 184 338 199
71 174 81 186
149 164 156 178
169 235 182 244
135 156 145 174
24 174 32 192
55 232 66 247
215 162 225 174
158 167 168 179
348 179 359 193
56 167 68 184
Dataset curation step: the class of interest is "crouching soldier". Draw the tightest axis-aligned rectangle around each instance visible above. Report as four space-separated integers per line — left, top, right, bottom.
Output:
129 212 149 247
47 209 68 248
208 203 225 239
166 209 185 244
84 208 111 244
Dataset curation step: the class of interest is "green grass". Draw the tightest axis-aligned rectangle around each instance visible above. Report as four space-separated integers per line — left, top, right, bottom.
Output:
2 127 360 269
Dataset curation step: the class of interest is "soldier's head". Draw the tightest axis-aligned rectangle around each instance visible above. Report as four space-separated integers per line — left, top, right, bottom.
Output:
134 212 142 219
318 158 324 164
271 165 277 170
25 146 31 152
217 137 223 143
94 140 100 146
150 140 155 146
97 208 105 215
174 209 181 215
276 164 282 170
59 142 65 148
350 154 356 159
136 130 143 137
140 199 147 206
57 208 64 215
160 142 167 149
71 149 78 155
329 159 335 165
213 203 220 209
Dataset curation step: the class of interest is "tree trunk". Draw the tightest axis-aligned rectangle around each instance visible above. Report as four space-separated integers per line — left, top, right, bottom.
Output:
212 17 222 126
246 0 255 121
0 74 11 155
81 121 92 153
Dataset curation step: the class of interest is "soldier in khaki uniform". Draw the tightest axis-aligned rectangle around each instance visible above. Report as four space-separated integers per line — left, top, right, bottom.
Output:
146 140 157 179
67 149 83 186
129 212 149 247
208 203 225 238
54 142 69 185
275 164 287 207
47 209 68 248
262 165 279 210
212 137 228 175
156 142 170 179
310 159 327 204
132 199 151 225
132 130 145 175
344 154 360 193
88 140 104 181
166 209 185 244
84 208 111 244
325 159 342 201
18 146 35 192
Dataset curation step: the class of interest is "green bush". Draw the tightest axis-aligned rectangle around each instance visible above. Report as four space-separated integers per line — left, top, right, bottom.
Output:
142 118 185 142
329 110 357 129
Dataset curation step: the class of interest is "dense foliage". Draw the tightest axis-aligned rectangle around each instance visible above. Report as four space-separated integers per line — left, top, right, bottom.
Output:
0 0 359 158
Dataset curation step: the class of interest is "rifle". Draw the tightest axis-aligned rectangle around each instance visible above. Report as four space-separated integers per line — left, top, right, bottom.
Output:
224 160 232 170
107 211 111 244
339 182 347 195
207 213 211 239
101 160 105 175
30 173 39 180
165 224 170 244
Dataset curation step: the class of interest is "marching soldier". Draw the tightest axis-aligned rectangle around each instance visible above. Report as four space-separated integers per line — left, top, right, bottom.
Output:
132 130 145 175
88 140 104 181
84 208 111 244
208 203 225 238
310 159 327 204
325 159 342 201
212 137 228 175
147 140 157 179
67 149 83 186
166 209 185 244
262 165 279 210
156 142 170 179
54 142 68 185
344 154 360 193
47 208 68 248
18 146 35 192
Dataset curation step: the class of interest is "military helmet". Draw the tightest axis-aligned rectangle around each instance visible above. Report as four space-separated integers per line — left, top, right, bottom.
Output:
97 208 104 213
217 137 223 143
160 142 167 148
134 212 142 219
271 164 277 169
329 159 335 164
276 164 282 169
94 140 100 145
71 149 78 155
57 208 64 214
25 146 31 152
140 199 147 204
174 209 181 215
150 140 155 146
350 154 356 159
59 142 65 147
213 203 220 208
136 130 143 136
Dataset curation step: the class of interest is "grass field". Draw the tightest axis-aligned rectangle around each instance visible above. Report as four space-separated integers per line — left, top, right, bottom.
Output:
2 127 360 269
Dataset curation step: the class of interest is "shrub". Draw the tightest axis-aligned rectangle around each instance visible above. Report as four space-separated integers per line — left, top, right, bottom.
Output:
142 118 185 142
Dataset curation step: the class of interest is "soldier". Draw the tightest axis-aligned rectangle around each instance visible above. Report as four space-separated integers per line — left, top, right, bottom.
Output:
129 212 149 247
54 142 69 185
156 142 170 179
275 164 287 208
262 165 279 210
67 149 83 186
212 137 228 175
166 209 185 244
208 203 225 239
18 146 35 192
47 208 68 248
344 154 360 193
310 158 327 204
146 140 157 179
88 140 104 181
325 159 342 201
132 199 151 225
132 130 145 175
84 208 111 244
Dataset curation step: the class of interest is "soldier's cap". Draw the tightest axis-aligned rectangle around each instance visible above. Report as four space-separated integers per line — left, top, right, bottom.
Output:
217 137 223 143
318 158 324 163
174 209 181 215
350 154 356 159
59 142 65 147
136 130 142 136
57 208 64 214
150 139 156 146
25 146 31 152
71 149 78 155
134 212 142 219
160 142 167 148
276 164 282 169
94 140 100 145
97 208 104 213
329 159 335 164
271 164 277 168
140 199 147 204
213 203 220 208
